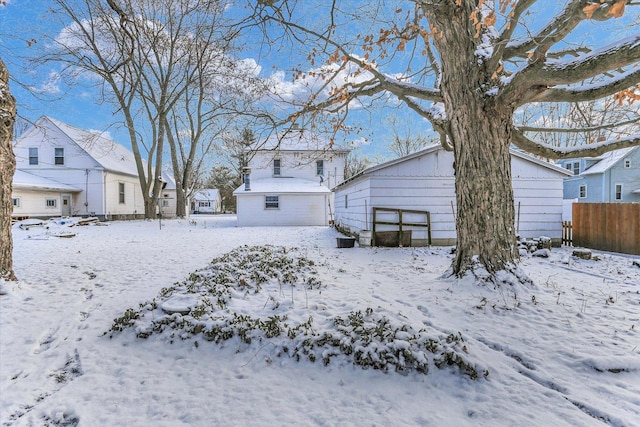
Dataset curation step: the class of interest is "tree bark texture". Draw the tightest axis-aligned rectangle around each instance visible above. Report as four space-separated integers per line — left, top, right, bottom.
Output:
0 58 17 281
426 3 518 276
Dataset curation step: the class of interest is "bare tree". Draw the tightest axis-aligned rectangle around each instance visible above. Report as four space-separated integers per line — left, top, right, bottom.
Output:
45 0 255 218
345 150 374 179
0 58 17 281
386 114 433 158
249 0 640 283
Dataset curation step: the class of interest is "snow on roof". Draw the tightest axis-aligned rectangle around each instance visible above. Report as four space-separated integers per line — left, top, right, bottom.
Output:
160 170 177 190
254 128 350 153
582 147 636 175
335 144 571 189
13 170 82 192
233 177 332 195
193 189 220 201
44 117 140 177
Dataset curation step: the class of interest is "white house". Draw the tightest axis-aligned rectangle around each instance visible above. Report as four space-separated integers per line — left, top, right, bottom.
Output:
333 145 573 246
233 127 350 227
12 170 82 218
191 189 222 214
13 116 145 220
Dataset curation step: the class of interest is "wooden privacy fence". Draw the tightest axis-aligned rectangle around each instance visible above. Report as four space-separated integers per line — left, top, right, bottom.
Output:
562 221 573 246
572 203 640 255
372 207 431 247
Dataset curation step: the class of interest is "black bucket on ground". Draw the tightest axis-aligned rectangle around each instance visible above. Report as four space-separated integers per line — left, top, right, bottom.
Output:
336 237 356 248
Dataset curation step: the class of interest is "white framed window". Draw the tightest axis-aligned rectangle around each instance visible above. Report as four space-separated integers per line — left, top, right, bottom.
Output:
316 160 324 176
46 198 57 208
29 147 38 165
624 159 631 168
344 194 348 209
162 200 169 207
273 159 281 176
119 182 125 204
265 195 279 209
12 197 21 208
564 161 579 175
615 184 623 201
199 201 211 208
54 147 64 165
579 185 587 199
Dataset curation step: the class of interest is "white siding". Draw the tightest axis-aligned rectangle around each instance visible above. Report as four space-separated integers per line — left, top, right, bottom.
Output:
334 148 568 244
250 151 347 188
103 172 145 218
12 189 63 217
237 194 328 226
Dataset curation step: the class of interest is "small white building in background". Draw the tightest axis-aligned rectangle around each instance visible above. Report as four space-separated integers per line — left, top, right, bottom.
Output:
233 127 350 227
13 116 145 219
191 189 222 214
333 145 572 246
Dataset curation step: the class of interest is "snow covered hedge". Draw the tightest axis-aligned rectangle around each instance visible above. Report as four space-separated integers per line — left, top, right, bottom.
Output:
107 245 485 378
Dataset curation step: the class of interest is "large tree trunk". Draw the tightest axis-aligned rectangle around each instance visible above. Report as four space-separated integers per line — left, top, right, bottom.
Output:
0 58 17 281
427 4 519 279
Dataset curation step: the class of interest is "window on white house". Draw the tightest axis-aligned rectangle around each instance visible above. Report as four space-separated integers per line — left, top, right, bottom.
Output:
12 197 21 208
345 194 348 209
46 198 57 208
265 195 279 209
119 182 125 204
625 159 631 168
54 148 64 165
273 159 281 176
162 200 169 207
29 147 39 165
199 201 211 208
615 184 623 201
316 160 324 176
579 185 587 198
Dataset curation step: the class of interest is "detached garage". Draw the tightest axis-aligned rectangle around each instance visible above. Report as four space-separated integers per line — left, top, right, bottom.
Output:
333 145 572 246
233 177 331 227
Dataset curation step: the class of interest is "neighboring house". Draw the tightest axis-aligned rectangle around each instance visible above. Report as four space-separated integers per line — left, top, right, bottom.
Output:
558 147 640 203
157 171 185 219
334 145 572 246
191 189 222 214
13 116 145 220
233 127 350 227
12 170 82 218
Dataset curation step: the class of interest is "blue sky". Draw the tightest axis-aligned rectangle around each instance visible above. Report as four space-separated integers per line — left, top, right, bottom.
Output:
1 0 637 162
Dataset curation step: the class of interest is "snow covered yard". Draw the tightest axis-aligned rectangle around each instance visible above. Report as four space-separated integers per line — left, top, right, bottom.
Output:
1 216 639 426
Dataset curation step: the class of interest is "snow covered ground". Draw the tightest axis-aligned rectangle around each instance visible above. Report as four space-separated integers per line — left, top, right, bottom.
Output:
1 215 639 426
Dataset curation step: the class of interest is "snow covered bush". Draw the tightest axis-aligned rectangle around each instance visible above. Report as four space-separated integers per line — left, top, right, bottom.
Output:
107 245 485 378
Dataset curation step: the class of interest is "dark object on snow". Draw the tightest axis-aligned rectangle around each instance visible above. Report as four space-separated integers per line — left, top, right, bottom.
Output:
572 249 592 260
532 249 550 258
337 237 356 248
632 260 640 268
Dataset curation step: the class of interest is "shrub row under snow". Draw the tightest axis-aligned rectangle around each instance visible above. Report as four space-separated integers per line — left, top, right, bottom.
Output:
107 245 485 378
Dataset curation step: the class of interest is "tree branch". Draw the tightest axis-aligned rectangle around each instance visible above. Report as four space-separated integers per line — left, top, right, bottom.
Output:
512 128 640 159
531 67 640 103
516 116 639 133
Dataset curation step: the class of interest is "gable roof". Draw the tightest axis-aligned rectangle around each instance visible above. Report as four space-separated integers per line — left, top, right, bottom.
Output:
39 116 140 177
253 128 351 153
582 146 637 175
335 144 572 190
13 170 82 192
193 189 220 201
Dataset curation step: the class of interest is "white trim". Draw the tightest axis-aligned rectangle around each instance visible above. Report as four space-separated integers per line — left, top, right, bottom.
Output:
614 183 623 201
579 184 587 199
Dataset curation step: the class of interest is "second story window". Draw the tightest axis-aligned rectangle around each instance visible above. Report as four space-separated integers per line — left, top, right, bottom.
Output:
29 147 39 165
565 161 579 175
316 160 324 176
54 148 65 165
273 158 281 176
625 159 631 168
